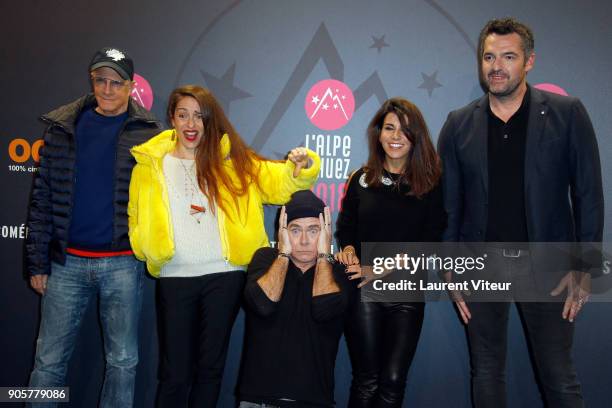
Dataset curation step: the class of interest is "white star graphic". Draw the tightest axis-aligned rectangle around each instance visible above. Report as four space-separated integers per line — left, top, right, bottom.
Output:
312 95 320 104
333 104 338 109
322 103 329 110
341 95 346 100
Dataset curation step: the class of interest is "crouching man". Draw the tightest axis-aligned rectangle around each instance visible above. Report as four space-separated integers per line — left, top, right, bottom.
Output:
237 190 352 407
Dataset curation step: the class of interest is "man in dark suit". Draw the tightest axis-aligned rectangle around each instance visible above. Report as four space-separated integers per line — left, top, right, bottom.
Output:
438 17 603 408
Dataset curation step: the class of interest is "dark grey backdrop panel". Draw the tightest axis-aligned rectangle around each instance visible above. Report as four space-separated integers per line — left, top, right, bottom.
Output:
1 1 611 407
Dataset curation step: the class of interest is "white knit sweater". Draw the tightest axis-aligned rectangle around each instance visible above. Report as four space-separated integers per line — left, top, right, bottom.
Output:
160 154 244 278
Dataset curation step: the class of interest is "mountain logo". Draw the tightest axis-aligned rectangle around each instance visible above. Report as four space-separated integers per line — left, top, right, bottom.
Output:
305 79 355 130
131 74 154 111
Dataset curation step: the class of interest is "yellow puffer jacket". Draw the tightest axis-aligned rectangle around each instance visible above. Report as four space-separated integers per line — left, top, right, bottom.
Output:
128 129 320 277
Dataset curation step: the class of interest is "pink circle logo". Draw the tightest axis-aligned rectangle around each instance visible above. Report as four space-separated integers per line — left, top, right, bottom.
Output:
131 73 154 110
534 83 569 96
305 79 355 130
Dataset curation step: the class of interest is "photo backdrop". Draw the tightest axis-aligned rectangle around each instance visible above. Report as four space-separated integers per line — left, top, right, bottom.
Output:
2 1 611 406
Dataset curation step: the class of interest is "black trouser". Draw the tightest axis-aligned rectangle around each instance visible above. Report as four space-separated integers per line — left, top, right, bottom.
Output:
156 271 245 408
466 251 583 408
468 302 582 408
345 299 424 408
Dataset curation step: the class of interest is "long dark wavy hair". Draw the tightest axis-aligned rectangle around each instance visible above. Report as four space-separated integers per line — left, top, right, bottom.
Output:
167 85 267 217
364 97 441 197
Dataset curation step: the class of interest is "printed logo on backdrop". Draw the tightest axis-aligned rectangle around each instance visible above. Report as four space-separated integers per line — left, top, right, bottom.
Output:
131 74 154 110
1 224 27 240
304 79 355 212
7 138 42 173
533 83 569 96
305 79 355 130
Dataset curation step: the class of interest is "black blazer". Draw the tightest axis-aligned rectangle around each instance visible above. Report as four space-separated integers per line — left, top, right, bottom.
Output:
438 86 603 288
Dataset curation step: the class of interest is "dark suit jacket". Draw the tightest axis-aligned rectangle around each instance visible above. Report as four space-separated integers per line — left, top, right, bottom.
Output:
438 86 604 290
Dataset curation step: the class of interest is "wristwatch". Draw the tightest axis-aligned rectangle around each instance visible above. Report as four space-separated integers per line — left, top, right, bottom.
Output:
317 253 336 264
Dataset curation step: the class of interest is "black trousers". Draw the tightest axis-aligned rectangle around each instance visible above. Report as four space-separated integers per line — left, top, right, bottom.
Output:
156 271 245 408
466 252 583 408
345 298 424 408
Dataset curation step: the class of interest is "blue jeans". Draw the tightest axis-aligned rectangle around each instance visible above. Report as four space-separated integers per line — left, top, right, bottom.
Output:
28 254 144 408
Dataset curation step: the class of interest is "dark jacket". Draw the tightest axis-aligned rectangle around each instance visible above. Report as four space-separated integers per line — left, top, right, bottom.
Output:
438 86 604 289
26 94 162 276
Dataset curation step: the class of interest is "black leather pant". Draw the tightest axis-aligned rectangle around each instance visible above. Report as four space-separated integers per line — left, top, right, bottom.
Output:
345 299 424 408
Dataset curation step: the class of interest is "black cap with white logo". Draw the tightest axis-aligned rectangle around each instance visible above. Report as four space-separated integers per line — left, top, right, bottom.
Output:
89 47 134 80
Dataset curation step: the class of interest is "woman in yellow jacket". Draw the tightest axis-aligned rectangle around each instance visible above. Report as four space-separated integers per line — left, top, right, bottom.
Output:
128 85 320 407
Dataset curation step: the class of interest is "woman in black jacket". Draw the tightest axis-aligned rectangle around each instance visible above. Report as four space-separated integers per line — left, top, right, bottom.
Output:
335 97 446 408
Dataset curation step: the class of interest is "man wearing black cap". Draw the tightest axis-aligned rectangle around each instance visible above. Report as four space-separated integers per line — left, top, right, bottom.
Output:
26 47 161 407
237 190 353 407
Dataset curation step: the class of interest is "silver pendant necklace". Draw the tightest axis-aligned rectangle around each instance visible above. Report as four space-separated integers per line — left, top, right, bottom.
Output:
177 158 206 223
